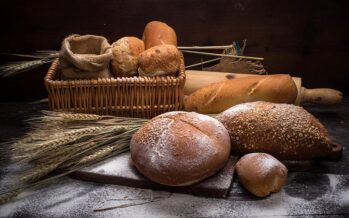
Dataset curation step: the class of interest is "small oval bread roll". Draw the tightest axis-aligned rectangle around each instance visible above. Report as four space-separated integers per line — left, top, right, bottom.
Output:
138 44 181 77
236 153 288 197
130 111 231 186
111 36 144 77
216 101 337 160
142 21 177 49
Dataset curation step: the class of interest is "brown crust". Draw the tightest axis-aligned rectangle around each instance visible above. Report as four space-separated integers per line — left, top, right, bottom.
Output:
130 111 231 186
236 153 288 197
184 74 298 114
138 44 181 77
111 36 144 77
216 101 333 160
142 21 177 49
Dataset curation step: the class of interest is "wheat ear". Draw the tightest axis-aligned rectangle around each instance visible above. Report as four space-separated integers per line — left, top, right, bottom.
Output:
20 163 60 183
0 190 21 205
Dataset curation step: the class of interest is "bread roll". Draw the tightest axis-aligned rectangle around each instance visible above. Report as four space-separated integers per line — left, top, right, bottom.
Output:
111 36 144 77
142 21 177 49
184 74 298 114
130 111 231 186
138 44 181 77
216 101 339 160
236 153 288 197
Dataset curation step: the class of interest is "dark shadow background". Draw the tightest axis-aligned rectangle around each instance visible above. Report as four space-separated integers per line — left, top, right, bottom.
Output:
0 0 348 101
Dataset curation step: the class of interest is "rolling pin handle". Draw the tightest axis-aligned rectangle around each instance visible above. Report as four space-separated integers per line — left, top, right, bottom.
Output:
301 88 343 105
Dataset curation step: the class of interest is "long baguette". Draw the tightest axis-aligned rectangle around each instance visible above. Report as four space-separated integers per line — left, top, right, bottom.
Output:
184 74 297 114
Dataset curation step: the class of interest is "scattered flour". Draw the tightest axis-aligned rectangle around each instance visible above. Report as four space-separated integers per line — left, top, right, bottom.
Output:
328 174 341 191
0 173 348 217
85 152 134 177
340 190 349 203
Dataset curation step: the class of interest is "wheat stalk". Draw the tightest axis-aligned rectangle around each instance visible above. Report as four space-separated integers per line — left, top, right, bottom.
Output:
178 45 234 50
75 144 127 166
0 190 21 205
0 111 149 205
57 131 133 170
181 50 264 61
21 163 60 183
19 135 87 159
32 141 96 166
0 60 52 77
40 110 103 121
34 127 129 165
0 137 135 204
14 126 125 160
14 127 105 153
0 50 58 77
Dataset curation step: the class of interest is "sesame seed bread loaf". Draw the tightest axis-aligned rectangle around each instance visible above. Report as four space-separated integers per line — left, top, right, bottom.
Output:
236 153 288 197
130 111 231 186
216 101 342 160
184 74 298 114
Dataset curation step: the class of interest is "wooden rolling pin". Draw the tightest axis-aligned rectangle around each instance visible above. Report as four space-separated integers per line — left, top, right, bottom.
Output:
185 70 343 105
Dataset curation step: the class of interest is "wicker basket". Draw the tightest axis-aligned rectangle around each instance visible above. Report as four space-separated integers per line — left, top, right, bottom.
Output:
44 56 186 118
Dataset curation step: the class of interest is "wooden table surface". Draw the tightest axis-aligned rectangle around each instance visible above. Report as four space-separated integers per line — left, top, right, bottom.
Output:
0 99 348 217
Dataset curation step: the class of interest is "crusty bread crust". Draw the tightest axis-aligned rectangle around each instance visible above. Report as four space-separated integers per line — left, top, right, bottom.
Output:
142 21 177 49
130 111 231 186
216 101 333 160
111 36 144 77
138 44 181 77
236 153 288 197
184 74 298 114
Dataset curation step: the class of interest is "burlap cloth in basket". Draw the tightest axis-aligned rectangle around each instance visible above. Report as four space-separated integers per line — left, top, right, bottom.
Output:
59 34 112 80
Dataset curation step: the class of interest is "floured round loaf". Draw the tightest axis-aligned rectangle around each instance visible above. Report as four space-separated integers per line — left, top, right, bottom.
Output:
216 101 336 160
142 21 177 49
111 36 144 77
138 44 181 77
236 153 288 197
130 111 231 186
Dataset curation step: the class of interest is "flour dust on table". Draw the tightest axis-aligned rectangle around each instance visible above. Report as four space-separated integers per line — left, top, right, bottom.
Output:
0 173 348 217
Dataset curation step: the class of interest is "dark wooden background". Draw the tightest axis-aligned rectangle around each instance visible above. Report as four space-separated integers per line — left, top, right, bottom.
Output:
0 0 348 101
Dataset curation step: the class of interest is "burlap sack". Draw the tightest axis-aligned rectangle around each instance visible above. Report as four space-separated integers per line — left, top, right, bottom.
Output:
59 34 112 80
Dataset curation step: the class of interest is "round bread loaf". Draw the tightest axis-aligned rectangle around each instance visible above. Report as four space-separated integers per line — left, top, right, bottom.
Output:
111 36 144 77
236 153 288 197
130 111 231 186
138 44 181 77
142 21 177 49
216 101 337 160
